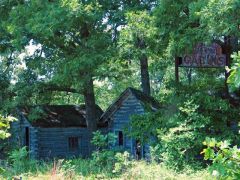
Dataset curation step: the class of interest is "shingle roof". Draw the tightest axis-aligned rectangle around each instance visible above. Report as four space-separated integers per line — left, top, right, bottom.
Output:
19 105 105 128
99 87 161 123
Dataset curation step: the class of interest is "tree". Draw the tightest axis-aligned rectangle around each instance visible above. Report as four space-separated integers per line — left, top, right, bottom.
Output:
3 0 114 133
1 0 160 131
0 0 23 113
119 11 157 95
123 0 240 169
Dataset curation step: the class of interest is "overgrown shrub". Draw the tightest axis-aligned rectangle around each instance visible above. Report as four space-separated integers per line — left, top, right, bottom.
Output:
0 115 16 140
91 131 131 175
159 100 211 169
91 130 116 150
7 147 40 175
202 138 240 179
129 89 239 170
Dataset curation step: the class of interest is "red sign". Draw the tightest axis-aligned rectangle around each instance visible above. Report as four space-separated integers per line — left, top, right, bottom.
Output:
179 43 226 68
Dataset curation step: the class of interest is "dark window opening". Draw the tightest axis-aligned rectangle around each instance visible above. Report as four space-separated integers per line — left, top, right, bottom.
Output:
118 131 123 146
68 137 79 151
25 127 29 150
179 57 183 65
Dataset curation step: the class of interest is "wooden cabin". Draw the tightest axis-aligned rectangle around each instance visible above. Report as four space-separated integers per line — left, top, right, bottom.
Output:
11 105 105 159
10 87 160 159
100 87 160 159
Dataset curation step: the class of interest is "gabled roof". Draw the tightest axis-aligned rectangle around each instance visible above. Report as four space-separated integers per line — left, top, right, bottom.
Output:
99 87 161 123
18 105 105 128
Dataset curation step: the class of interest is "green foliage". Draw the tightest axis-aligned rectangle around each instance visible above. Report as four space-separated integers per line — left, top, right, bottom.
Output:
112 152 131 174
27 107 47 122
0 115 16 174
91 149 131 175
158 99 210 170
0 157 211 179
0 0 239 178
0 115 16 139
9 147 29 172
7 147 41 175
119 10 157 60
9 146 28 161
199 0 240 37
91 130 116 150
128 111 163 144
154 0 210 56
91 131 131 175
228 52 240 91
0 0 116 111
129 78 239 170
202 138 240 179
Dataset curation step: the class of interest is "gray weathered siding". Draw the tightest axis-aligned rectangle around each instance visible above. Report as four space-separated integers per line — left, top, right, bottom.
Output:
37 127 91 159
109 93 147 156
11 114 97 159
10 114 38 158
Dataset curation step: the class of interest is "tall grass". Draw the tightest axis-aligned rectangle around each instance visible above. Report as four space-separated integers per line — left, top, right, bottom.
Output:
0 158 211 180
0 147 212 179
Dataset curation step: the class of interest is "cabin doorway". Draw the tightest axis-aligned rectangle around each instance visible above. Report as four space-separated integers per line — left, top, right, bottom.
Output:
25 127 30 150
135 139 142 160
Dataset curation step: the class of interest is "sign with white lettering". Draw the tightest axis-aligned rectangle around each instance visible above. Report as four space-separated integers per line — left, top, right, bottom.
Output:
179 43 226 68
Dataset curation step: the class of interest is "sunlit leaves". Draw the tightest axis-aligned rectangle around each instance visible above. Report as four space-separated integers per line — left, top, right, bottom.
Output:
0 115 16 139
199 0 240 37
202 138 240 178
228 52 240 90
118 11 157 62
154 0 209 56
202 147 215 160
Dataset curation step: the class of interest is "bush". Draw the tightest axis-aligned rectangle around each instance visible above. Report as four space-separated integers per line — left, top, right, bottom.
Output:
202 138 240 179
113 151 131 174
7 147 41 175
129 92 239 171
0 115 16 140
91 130 116 150
91 131 131 175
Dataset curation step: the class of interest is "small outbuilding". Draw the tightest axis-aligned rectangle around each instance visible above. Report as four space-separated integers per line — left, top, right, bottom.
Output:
11 105 105 159
100 87 160 159
10 87 160 159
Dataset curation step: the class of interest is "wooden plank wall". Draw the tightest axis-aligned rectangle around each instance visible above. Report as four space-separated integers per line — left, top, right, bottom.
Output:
109 93 149 157
37 127 91 159
11 114 108 159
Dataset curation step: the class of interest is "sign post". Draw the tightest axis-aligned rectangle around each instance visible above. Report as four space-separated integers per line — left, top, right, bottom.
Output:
175 43 228 83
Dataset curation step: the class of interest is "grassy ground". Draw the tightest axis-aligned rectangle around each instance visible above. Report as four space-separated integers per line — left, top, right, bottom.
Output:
1 160 211 180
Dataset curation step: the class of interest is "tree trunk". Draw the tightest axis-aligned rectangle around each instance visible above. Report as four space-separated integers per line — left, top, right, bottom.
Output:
83 75 97 155
140 55 151 96
83 75 97 132
137 37 151 96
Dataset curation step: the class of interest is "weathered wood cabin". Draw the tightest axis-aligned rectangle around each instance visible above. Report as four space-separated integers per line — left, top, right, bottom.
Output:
11 105 105 159
100 87 160 159
11 87 160 159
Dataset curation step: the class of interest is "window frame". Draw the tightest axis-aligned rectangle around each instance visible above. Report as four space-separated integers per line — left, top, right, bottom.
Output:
68 136 79 151
114 130 124 147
